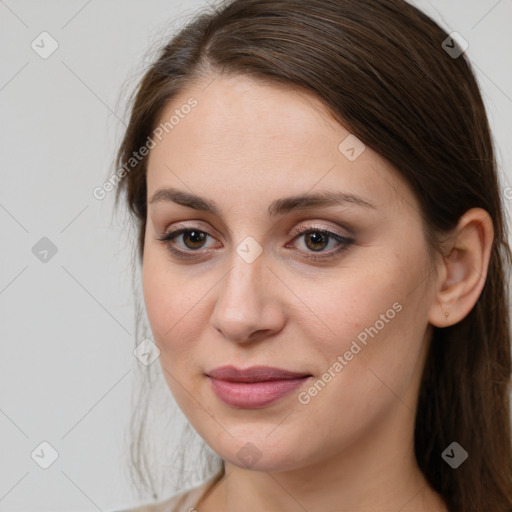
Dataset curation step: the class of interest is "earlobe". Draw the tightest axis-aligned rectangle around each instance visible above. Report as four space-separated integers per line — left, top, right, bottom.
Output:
428 208 494 328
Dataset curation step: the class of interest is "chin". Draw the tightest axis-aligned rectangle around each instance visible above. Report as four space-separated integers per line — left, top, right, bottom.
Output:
205 431 312 473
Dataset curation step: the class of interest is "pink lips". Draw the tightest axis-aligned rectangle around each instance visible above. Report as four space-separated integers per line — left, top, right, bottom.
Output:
206 365 311 409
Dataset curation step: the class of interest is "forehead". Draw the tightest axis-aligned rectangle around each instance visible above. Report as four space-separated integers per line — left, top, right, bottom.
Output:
146 75 417 219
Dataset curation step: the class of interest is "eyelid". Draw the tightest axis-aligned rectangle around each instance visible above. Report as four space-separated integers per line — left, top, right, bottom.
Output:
158 224 220 253
286 224 354 260
287 222 351 239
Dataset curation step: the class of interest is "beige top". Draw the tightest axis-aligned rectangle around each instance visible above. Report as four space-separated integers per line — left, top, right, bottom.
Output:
115 471 223 512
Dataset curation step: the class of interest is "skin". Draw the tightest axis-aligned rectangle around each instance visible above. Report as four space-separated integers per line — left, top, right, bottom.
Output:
142 74 493 512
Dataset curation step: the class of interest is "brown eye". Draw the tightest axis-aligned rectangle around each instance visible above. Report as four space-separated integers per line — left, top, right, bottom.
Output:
304 231 330 251
287 226 354 261
156 227 218 258
181 230 207 250
155 225 353 262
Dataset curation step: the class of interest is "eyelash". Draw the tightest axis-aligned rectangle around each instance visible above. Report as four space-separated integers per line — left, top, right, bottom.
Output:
154 225 354 262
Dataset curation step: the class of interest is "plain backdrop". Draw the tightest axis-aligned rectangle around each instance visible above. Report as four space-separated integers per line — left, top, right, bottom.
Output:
1 1 511 510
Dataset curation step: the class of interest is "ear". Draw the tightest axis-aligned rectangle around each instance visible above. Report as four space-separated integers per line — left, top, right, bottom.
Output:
428 207 494 328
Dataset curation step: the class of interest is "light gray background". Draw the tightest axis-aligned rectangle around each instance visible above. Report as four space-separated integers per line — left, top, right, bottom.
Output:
1 1 511 511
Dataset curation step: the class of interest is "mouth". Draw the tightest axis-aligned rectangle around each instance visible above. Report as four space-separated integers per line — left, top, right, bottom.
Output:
206 365 312 409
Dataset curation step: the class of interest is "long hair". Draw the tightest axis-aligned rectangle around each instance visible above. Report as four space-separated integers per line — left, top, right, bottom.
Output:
113 1 512 509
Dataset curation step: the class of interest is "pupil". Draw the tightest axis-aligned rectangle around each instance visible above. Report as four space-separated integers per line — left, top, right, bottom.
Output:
185 231 206 249
306 232 327 251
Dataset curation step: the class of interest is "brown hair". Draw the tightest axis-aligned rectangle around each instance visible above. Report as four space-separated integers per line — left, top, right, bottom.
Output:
113 0 512 509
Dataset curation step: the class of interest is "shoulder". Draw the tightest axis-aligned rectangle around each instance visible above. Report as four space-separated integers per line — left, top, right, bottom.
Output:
112 471 222 512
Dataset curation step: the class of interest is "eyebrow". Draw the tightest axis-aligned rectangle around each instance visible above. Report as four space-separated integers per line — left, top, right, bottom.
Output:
148 187 378 216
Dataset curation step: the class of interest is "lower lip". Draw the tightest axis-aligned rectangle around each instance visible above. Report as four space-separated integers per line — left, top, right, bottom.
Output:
208 376 310 409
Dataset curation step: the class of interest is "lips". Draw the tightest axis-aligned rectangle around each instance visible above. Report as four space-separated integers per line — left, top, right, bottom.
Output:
206 365 311 382
206 365 312 408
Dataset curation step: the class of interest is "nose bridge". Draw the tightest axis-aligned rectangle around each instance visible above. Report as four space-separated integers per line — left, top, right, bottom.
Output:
221 231 267 298
210 244 284 342
220 248 266 310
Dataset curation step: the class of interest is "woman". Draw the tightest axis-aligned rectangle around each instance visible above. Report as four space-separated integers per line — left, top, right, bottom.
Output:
113 0 512 510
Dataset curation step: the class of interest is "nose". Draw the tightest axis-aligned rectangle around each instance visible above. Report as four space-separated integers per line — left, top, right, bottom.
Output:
209 252 286 344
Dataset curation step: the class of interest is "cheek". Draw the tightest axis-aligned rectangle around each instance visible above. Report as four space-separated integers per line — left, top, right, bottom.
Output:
141 253 211 421
300 266 401 350
141 247 219 375
286 278 426 453
301 248 430 384
142 250 195 354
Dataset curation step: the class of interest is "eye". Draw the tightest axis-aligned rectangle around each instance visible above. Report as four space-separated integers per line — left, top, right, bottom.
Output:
286 226 354 261
154 226 218 258
154 224 354 261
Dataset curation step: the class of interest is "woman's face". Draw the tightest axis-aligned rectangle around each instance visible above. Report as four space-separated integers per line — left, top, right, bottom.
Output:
142 74 438 472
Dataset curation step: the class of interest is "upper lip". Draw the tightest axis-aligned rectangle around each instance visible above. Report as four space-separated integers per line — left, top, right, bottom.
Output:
206 365 311 383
